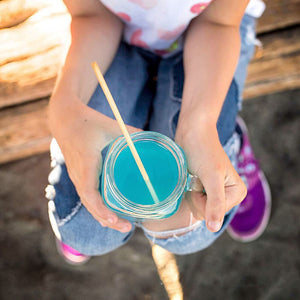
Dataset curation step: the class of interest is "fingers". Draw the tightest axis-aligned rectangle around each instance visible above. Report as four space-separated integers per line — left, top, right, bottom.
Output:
224 172 248 210
73 158 132 233
186 191 206 220
81 188 132 233
191 170 247 233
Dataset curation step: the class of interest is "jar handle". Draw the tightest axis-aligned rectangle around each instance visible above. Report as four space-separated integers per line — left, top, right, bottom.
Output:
186 173 206 194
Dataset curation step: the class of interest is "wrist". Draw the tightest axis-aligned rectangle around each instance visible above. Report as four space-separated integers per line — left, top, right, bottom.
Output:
48 91 80 130
177 109 218 137
175 118 220 154
48 92 123 145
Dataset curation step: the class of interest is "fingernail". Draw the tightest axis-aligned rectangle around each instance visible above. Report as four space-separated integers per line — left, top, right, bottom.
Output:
208 221 222 232
108 216 116 224
121 225 130 232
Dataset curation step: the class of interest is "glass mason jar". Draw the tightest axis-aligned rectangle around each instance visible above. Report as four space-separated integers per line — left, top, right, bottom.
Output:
100 131 202 221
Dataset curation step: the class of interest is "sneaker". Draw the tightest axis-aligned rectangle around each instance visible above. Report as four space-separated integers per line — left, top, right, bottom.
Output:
55 238 90 265
227 117 271 242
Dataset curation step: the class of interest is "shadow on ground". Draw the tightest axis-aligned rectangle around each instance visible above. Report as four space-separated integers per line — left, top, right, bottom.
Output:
0 89 299 300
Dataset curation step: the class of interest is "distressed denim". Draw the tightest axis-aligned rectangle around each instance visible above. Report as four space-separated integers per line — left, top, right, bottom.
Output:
46 14 257 255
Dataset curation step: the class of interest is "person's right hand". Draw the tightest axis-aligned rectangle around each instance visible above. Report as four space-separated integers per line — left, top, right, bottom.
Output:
48 94 140 233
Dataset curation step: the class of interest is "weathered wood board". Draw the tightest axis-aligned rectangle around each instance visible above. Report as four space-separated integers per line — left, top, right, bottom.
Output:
0 99 51 164
244 27 300 99
257 0 300 34
0 1 70 109
0 0 44 29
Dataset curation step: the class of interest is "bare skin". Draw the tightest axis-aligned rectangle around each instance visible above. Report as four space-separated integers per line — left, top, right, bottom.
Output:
48 0 249 236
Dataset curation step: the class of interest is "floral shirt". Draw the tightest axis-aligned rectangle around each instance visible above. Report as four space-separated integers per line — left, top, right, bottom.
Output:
100 0 265 57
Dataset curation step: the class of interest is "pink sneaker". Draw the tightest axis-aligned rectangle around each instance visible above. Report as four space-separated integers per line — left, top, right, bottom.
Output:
55 238 90 265
227 117 272 242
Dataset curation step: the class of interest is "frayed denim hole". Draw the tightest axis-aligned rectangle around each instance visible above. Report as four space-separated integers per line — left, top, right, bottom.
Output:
233 76 243 111
169 56 184 102
150 223 206 243
232 78 240 112
52 163 82 220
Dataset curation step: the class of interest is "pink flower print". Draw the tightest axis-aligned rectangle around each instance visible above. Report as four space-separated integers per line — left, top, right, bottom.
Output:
116 12 131 22
130 29 149 48
129 0 157 9
190 3 209 14
157 25 186 40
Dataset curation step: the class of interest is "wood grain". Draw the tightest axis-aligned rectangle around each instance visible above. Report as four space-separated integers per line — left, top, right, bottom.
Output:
0 0 42 29
0 46 68 108
0 99 51 164
257 0 300 34
244 27 300 99
0 0 70 108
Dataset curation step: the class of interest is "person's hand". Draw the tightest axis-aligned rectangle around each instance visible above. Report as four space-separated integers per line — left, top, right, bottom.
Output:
175 117 247 232
49 94 140 233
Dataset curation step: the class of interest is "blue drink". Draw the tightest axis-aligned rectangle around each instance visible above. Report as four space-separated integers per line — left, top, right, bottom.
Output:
101 131 200 221
114 140 179 205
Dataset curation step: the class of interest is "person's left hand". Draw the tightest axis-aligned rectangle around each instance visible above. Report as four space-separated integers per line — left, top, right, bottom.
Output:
175 117 247 232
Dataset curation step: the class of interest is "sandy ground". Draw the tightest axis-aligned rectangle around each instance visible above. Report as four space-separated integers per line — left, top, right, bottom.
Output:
0 89 299 300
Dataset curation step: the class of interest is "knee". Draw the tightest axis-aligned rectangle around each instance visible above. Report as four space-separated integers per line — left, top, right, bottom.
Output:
48 200 134 256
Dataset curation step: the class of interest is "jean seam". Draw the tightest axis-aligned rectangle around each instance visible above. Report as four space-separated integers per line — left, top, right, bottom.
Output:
167 109 178 139
169 55 183 102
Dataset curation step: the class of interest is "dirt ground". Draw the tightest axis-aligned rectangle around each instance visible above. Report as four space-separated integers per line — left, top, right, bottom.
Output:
0 89 299 300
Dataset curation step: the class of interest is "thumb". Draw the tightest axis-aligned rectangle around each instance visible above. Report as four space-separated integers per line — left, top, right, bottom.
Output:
203 176 226 232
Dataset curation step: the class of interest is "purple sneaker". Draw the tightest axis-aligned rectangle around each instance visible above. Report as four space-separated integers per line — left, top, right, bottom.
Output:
227 117 271 242
55 238 90 265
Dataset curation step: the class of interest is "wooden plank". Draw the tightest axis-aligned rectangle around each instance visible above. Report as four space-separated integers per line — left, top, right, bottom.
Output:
0 99 51 164
0 0 70 108
257 0 300 34
244 27 300 99
252 27 300 61
0 0 43 29
0 46 68 109
244 73 300 100
0 0 67 29
0 12 70 66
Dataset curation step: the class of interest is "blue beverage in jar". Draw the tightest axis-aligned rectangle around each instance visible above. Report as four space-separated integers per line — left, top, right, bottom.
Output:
114 139 179 205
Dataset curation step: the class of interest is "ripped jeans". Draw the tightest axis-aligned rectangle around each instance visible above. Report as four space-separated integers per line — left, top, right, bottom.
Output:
46 14 257 255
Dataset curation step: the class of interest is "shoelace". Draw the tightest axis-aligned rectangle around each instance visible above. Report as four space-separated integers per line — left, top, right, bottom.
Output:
236 155 260 214
238 146 260 183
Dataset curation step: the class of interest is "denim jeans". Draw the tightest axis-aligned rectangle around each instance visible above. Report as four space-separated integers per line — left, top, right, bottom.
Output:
46 14 257 255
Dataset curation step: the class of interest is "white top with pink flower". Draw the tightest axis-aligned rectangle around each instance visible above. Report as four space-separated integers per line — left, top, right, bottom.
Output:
100 0 265 57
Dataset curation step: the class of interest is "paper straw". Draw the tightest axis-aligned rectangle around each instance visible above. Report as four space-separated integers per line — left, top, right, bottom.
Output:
92 62 159 204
